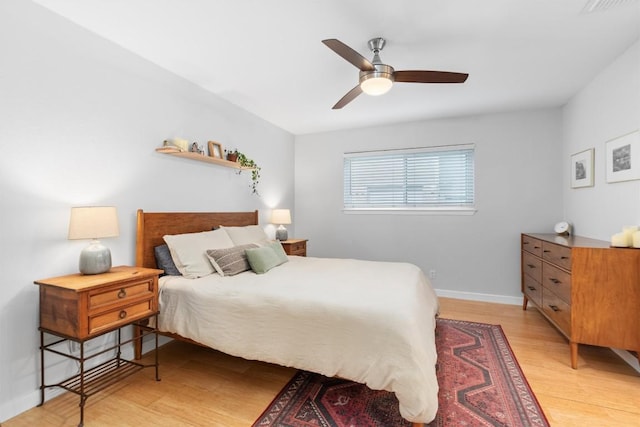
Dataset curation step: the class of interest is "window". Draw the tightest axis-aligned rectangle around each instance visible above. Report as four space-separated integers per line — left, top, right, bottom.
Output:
343 144 475 213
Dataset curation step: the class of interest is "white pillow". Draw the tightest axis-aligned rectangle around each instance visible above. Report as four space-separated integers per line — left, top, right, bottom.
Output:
163 229 234 278
220 225 269 246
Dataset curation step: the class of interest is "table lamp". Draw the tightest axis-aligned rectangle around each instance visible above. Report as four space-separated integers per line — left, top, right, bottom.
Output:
68 206 120 274
271 209 291 241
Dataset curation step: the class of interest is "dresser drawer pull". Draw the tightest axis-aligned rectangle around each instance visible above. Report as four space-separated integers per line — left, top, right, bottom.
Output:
548 305 560 312
549 278 561 284
534 246 540 249
119 310 127 319
561 256 569 259
543 249 550 253
523 241 529 245
527 286 536 291
527 264 536 269
117 289 127 299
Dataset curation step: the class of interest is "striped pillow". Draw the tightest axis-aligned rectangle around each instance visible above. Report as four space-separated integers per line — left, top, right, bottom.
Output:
206 244 258 276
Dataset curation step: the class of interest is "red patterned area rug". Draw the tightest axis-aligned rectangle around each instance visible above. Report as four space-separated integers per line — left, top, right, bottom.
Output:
253 318 549 427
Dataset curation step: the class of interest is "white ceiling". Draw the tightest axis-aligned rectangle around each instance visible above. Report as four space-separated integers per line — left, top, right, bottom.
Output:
34 0 640 135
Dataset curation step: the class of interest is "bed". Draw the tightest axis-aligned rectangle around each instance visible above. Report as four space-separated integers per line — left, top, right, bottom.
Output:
135 210 439 426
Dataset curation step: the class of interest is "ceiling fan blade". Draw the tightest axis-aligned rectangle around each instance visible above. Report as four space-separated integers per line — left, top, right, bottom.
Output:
332 85 363 109
322 39 375 72
394 70 469 84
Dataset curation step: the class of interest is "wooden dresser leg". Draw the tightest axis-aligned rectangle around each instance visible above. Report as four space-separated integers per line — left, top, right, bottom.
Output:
570 341 578 369
522 296 528 310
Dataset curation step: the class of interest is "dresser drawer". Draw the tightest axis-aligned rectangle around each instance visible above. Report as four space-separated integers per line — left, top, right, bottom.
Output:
542 263 571 304
523 275 542 307
542 242 571 271
522 252 542 282
542 289 571 336
89 278 155 311
522 235 543 257
89 299 154 336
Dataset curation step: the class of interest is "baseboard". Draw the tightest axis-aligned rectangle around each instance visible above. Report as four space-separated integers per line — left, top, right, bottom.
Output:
435 288 522 306
611 348 640 374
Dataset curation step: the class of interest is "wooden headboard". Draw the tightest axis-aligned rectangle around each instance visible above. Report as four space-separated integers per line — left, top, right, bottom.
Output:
135 209 259 269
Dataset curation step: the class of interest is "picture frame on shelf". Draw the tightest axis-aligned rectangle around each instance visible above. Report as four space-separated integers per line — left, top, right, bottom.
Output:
208 141 224 159
606 130 640 183
570 148 594 188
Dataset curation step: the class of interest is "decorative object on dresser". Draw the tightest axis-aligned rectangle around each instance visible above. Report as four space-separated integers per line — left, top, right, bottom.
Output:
280 238 307 257
68 206 120 275
521 233 640 369
570 148 594 188
271 208 291 240
553 221 571 235
34 265 162 427
610 225 640 248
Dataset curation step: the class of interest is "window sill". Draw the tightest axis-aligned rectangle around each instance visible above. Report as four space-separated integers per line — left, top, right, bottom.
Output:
342 207 477 216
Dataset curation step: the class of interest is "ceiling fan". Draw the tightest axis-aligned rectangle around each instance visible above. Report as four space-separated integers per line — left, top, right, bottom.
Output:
322 37 469 109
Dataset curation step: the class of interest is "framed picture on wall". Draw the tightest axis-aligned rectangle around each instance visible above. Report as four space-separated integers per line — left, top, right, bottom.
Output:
606 130 640 183
208 141 224 159
570 148 594 188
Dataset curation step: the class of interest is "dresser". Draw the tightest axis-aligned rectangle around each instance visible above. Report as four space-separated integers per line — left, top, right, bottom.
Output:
35 265 162 426
521 233 640 369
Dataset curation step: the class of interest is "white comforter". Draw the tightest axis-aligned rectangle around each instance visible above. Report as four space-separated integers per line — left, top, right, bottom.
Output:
158 256 439 423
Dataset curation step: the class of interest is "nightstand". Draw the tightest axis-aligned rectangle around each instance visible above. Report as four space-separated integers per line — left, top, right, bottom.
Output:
281 239 308 256
34 265 163 427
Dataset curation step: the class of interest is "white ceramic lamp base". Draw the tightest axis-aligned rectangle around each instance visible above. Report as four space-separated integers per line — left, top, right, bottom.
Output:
275 225 288 241
79 239 112 275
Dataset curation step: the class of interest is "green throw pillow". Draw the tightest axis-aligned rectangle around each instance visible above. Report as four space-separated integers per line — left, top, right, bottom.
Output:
246 246 285 274
265 241 289 264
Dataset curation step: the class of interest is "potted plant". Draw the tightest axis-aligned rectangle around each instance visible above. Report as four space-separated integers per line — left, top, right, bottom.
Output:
236 151 261 195
225 149 239 162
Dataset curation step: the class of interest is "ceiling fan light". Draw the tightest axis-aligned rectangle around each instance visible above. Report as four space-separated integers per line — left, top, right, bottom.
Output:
360 76 393 96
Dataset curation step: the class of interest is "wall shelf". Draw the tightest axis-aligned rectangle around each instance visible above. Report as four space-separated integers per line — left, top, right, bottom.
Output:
155 147 253 170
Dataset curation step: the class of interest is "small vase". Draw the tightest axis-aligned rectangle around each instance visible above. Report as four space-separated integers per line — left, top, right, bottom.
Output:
227 153 238 162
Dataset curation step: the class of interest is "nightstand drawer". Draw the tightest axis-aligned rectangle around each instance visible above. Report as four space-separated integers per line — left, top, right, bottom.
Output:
89 279 154 310
89 299 154 335
288 241 306 255
281 239 308 257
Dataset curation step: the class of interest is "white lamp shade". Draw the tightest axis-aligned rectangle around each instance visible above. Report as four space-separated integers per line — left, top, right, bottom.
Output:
68 206 120 240
271 209 291 225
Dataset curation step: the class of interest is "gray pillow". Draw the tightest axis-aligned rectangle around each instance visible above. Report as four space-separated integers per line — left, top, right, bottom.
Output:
206 244 257 276
154 245 181 276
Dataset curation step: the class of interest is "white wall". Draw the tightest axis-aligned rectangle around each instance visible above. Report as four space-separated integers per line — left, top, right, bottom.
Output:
294 109 563 301
0 1 294 421
563 40 640 239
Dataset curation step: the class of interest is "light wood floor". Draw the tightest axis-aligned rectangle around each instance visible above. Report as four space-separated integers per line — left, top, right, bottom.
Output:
3 298 639 426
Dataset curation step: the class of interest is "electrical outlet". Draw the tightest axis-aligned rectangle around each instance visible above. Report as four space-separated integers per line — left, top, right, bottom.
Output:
429 269 436 279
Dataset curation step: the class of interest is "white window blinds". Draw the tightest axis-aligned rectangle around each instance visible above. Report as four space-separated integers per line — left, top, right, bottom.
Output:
343 144 475 211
